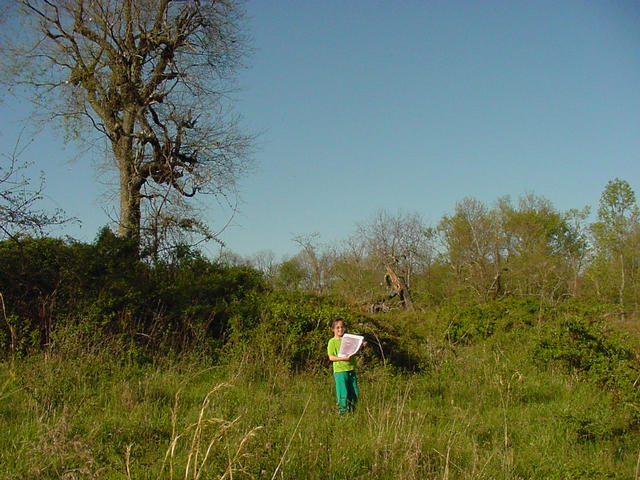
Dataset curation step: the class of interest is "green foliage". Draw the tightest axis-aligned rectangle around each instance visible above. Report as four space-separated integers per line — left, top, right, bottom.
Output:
226 291 357 373
0 236 75 352
3 312 640 480
595 178 639 229
435 193 591 303
0 229 266 357
225 291 428 374
441 297 541 345
275 257 308 290
536 315 638 397
586 178 640 305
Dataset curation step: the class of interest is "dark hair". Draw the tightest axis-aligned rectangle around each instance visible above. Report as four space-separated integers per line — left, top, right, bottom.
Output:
330 318 345 330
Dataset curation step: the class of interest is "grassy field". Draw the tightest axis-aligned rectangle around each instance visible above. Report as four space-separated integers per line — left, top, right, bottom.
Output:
2 308 639 479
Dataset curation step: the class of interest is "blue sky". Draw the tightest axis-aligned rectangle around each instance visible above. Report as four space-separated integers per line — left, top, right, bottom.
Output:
1 1 639 259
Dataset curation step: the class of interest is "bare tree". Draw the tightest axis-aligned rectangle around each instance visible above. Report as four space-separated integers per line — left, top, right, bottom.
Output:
247 249 278 278
139 187 223 262
2 0 253 252
357 210 432 310
292 233 333 295
438 197 504 300
0 138 70 241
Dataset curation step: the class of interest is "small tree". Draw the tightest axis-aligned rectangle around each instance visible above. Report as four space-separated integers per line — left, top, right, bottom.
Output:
557 207 591 297
589 178 640 306
292 233 333 295
276 257 308 291
438 198 505 300
497 193 589 302
356 210 432 310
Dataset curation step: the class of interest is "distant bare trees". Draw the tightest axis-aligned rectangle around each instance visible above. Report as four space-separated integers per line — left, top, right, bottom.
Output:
0 140 69 241
211 181 639 311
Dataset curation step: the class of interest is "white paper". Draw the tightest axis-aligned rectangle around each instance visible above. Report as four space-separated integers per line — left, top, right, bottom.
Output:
338 333 364 357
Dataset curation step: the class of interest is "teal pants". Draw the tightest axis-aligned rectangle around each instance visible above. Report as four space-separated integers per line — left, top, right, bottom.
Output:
333 370 358 414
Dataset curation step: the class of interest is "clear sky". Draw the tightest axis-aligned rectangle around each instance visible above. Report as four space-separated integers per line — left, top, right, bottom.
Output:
1 1 639 259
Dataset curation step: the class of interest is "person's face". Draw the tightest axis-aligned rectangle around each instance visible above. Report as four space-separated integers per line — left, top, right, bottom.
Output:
332 321 346 337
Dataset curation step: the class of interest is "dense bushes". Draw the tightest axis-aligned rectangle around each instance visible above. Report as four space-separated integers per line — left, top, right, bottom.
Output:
0 231 428 371
224 291 429 373
439 297 541 345
0 230 266 356
536 314 639 407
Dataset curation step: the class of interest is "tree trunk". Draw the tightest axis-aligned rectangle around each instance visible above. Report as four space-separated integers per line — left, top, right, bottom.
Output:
619 252 625 306
118 165 142 241
113 129 142 251
385 265 414 311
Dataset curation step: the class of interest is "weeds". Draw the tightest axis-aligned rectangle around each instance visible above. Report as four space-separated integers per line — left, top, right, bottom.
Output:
2 300 640 479
154 382 262 480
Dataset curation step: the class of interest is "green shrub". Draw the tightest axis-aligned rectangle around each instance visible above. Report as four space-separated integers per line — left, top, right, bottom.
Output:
225 291 429 374
441 297 541 345
536 316 635 385
0 230 266 358
535 313 640 425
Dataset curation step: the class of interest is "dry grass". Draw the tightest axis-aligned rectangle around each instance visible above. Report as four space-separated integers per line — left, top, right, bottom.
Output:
152 382 262 480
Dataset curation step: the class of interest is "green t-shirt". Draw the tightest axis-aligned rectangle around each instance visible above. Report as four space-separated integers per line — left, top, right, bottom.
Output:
327 337 356 373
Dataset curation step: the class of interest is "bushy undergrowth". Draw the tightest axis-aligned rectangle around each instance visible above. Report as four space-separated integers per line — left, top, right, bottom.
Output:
0 231 266 357
224 291 430 373
2 313 639 480
439 297 542 345
1 296 639 478
535 312 640 430
2 233 640 478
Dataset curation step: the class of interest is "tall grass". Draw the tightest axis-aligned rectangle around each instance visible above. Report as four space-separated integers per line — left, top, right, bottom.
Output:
1 310 638 479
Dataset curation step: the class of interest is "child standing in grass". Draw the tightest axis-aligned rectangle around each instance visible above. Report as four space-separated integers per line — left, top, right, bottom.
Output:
327 318 365 414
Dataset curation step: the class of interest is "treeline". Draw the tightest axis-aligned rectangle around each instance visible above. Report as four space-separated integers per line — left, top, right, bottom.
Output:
249 178 639 310
0 178 638 360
